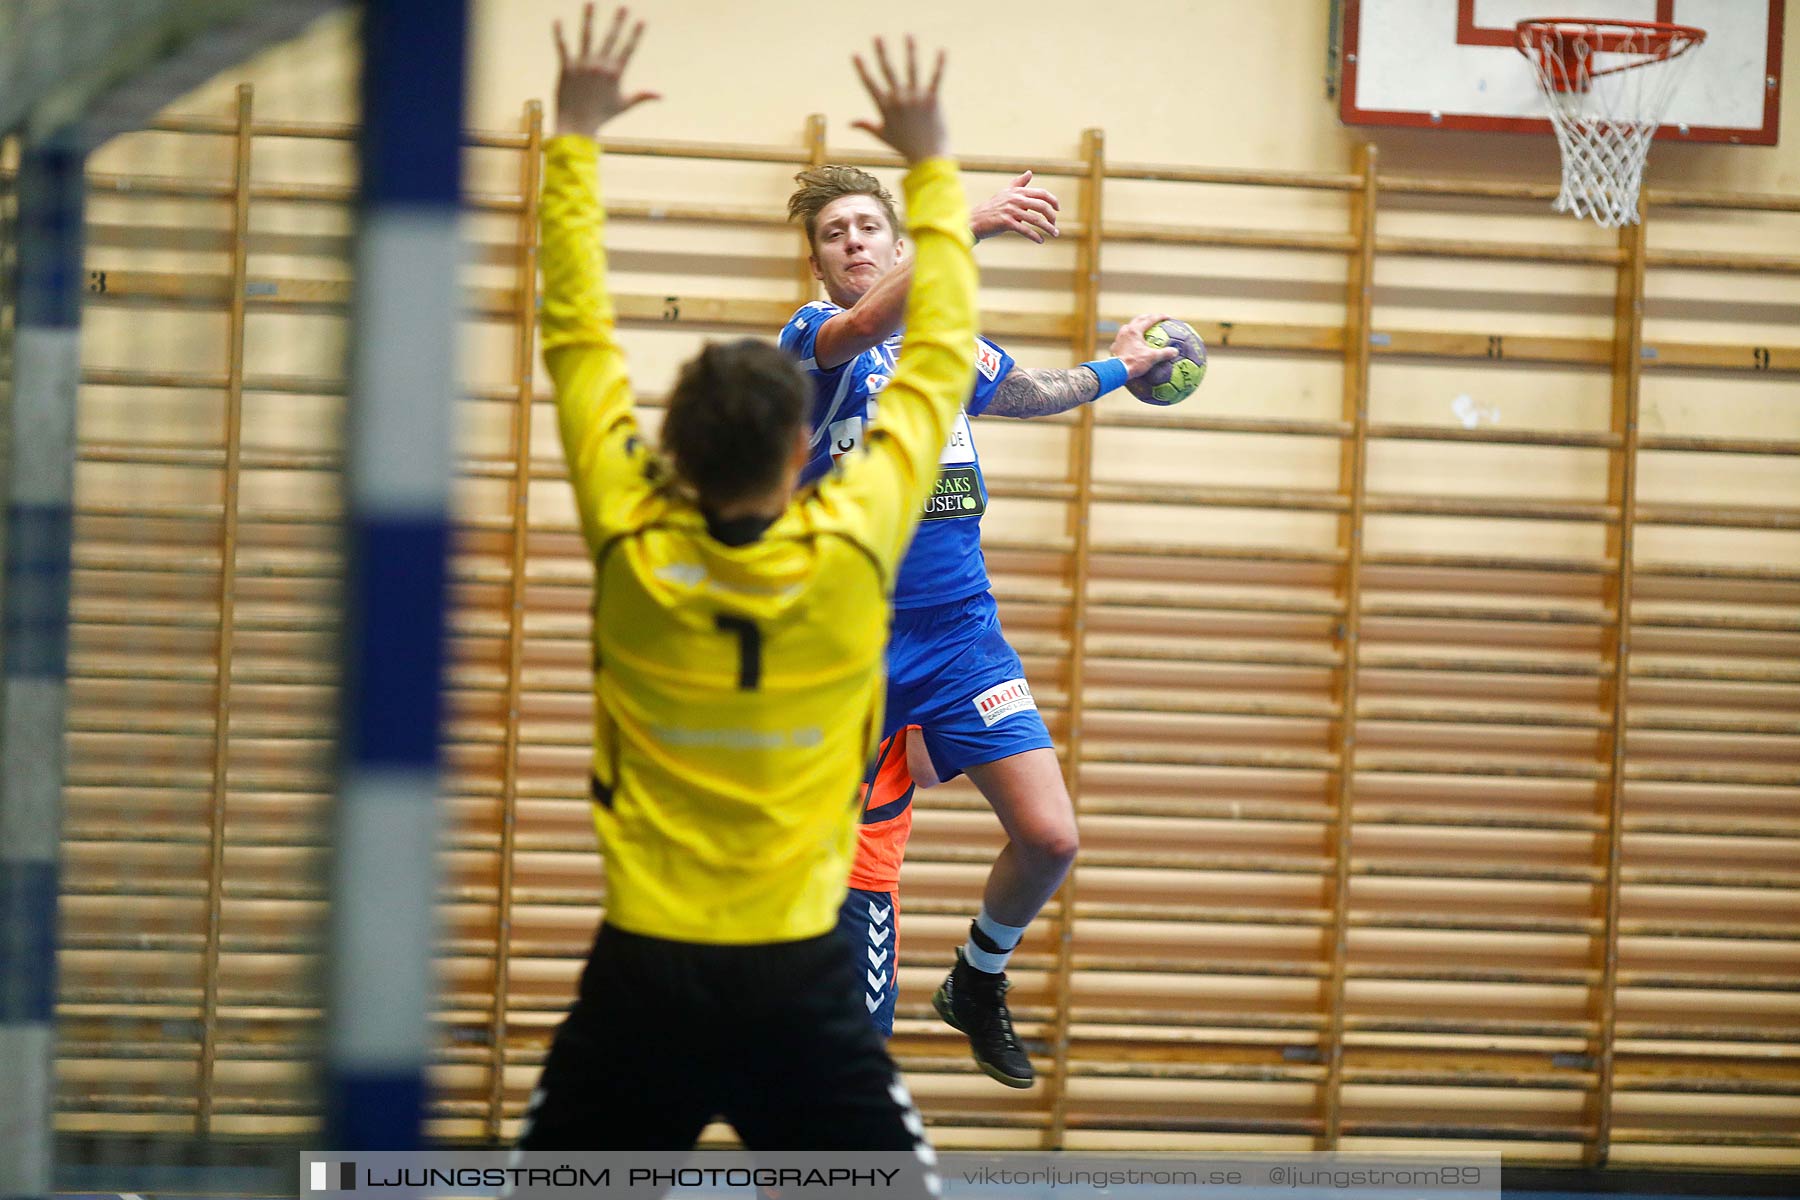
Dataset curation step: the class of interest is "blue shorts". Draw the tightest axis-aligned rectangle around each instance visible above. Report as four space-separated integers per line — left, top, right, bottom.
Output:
884 591 1054 784
836 886 899 1038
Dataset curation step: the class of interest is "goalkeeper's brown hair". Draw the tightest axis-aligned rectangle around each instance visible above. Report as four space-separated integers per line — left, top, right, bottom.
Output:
786 165 902 250
661 339 810 510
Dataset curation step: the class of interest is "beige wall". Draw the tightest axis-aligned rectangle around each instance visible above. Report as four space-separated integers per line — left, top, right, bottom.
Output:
462 0 1800 190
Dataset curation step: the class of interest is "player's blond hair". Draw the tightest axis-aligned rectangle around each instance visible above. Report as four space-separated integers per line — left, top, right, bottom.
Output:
786 165 902 250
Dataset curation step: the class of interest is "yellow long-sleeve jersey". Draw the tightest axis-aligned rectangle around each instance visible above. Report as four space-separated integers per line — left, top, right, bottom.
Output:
539 135 976 944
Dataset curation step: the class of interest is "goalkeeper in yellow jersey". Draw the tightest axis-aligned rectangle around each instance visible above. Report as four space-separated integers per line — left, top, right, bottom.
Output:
518 6 975 1162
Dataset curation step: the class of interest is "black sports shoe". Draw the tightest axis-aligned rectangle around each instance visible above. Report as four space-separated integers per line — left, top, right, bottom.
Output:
933 947 1035 1088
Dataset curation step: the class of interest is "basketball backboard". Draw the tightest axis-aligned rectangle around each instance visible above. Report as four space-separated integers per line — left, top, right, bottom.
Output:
1337 0 1783 144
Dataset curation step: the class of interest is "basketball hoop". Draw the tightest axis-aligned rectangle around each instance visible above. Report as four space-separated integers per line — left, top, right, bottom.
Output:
1517 18 1706 228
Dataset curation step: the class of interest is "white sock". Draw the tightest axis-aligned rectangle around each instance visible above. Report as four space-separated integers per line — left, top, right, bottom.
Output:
962 904 1028 974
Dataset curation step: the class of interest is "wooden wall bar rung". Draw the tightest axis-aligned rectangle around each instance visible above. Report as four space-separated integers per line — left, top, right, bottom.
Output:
1624 765 1800 787
1068 957 1331 978
1378 235 1623 266
1354 756 1608 781
69 172 236 200
1365 549 1611 573
1353 807 1605 831
1092 541 1347 564
78 443 340 471
1076 903 1331 925
1369 423 1622 450
1080 799 1330 823
1360 599 1613 624
1088 588 1343 615
823 149 1090 177
1377 175 1563 201
1082 745 1341 772
1616 1023 1800 1042
1354 912 1602 934
1642 341 1800 372
607 199 789 227
1633 612 1800 633
1102 412 1351 438
1082 637 1344 667
151 114 530 151
1104 221 1357 253
1623 919 1800 939
1637 559 1800 582
1617 866 1800 887
1358 702 1610 727
1638 433 1800 456
1086 691 1343 718
1018 849 1336 874
1618 971 1800 991
1610 1131 1800 1148
1108 161 1361 191
1088 482 1351 511
1365 494 1619 522
1627 816 1800 834
38 167 523 211
1063 1063 1327 1084
1642 186 1800 212
1635 503 1800 530
85 269 519 316
1645 247 1800 274
81 369 353 397
1629 713 1800 735
1065 1009 1326 1031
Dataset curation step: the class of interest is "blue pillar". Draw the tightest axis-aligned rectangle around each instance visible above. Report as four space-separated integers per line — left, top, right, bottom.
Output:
0 135 84 1200
324 0 468 1149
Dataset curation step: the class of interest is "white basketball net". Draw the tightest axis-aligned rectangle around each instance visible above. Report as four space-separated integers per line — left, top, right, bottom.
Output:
1518 20 1705 227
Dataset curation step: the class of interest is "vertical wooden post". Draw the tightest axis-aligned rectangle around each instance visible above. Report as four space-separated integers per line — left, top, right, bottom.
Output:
486 99 543 1140
196 82 255 1135
1045 127 1105 1149
795 114 826 304
1588 189 1648 1169
1319 141 1377 1149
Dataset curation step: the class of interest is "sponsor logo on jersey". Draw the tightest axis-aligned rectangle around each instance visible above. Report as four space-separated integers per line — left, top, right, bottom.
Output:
865 372 890 394
829 415 864 462
975 340 1003 381
972 678 1036 727
920 466 984 521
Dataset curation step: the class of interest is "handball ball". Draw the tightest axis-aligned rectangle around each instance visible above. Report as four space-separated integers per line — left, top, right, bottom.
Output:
1126 319 1207 406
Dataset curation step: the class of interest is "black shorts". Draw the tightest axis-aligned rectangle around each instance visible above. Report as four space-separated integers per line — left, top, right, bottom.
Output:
519 922 936 1174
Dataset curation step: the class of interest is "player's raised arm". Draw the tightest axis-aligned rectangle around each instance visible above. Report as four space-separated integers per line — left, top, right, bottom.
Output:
822 37 977 570
539 5 661 546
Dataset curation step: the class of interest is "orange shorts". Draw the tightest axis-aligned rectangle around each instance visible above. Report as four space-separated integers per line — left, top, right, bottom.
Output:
846 725 917 893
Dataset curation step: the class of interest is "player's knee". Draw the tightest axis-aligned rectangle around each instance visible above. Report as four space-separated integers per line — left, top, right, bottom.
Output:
1023 823 1079 872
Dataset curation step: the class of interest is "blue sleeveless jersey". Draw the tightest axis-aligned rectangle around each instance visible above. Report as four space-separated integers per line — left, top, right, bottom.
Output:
780 299 1013 610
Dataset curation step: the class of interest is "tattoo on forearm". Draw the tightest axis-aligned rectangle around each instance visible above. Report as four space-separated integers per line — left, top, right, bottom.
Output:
988 367 1099 418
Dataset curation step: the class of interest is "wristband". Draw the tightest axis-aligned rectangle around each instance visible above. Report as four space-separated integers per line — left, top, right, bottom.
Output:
1081 357 1130 397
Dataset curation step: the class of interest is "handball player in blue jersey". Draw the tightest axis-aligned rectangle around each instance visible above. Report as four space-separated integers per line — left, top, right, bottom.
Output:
781 166 1176 1086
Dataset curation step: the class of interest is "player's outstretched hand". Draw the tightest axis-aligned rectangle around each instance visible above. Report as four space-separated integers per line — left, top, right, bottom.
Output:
971 171 1061 243
554 4 660 139
850 37 948 166
1110 313 1181 379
